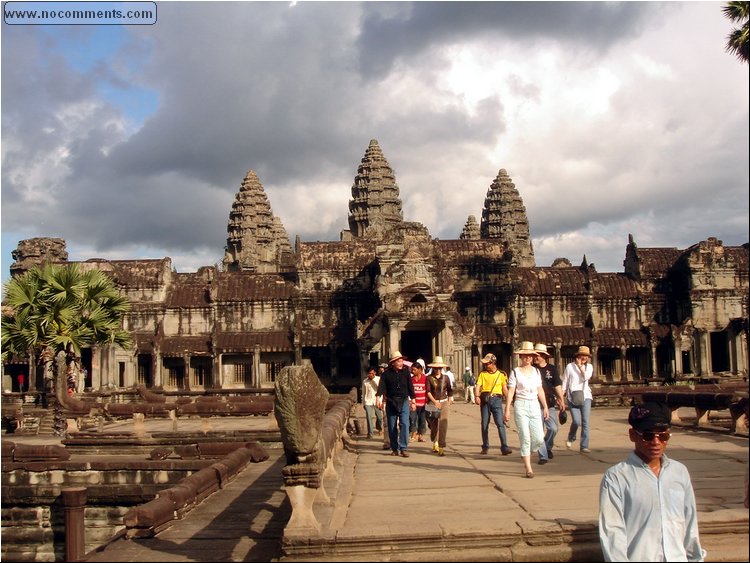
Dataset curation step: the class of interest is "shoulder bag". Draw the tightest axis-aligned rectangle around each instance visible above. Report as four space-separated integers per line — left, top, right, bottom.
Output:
425 376 445 419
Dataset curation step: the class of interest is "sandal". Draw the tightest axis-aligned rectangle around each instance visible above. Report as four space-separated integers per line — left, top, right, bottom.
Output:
525 470 534 479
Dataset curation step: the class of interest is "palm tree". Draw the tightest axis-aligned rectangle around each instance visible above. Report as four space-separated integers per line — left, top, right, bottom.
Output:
1 263 132 400
723 2 750 63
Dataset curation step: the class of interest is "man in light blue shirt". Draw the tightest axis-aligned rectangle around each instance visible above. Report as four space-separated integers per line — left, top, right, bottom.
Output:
599 402 705 562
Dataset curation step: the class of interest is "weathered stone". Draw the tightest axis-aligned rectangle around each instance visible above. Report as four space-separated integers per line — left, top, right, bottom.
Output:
274 365 328 464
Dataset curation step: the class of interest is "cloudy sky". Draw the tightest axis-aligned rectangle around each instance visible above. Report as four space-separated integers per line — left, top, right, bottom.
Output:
2 1 748 285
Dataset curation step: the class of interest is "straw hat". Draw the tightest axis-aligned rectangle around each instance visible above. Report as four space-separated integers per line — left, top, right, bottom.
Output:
427 356 449 368
389 351 404 363
575 345 591 357
533 343 550 356
514 341 538 355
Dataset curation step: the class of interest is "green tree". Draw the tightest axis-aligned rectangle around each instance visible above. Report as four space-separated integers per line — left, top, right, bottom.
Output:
1 263 132 398
723 2 750 63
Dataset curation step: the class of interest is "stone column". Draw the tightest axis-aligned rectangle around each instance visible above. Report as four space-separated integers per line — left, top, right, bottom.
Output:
388 320 401 357
698 330 710 375
62 487 87 562
182 351 191 391
673 336 684 377
153 350 163 388
213 352 223 389
253 345 262 387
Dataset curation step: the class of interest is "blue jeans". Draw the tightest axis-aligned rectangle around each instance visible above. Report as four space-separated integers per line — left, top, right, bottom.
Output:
567 399 591 450
538 407 559 461
409 406 427 435
481 395 510 450
386 398 410 452
364 404 383 436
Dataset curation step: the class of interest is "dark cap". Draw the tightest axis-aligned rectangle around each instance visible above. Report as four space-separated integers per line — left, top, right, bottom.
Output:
628 402 671 431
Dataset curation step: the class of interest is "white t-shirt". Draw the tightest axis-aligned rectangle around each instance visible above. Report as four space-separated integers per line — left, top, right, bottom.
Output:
508 367 542 401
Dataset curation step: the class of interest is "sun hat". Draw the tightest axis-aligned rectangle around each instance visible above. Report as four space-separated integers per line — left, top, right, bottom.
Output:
389 351 404 363
575 345 591 357
480 353 497 364
427 356 449 368
533 343 550 356
514 341 538 355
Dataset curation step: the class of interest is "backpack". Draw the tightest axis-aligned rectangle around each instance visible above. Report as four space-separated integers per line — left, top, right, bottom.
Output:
468 375 476 386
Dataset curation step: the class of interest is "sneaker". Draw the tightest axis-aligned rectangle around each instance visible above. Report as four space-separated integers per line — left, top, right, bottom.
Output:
565 441 573 449
538 458 548 465
438 447 445 457
433 441 440 453
581 448 591 453
480 448 489 455
400 451 410 458
501 447 513 456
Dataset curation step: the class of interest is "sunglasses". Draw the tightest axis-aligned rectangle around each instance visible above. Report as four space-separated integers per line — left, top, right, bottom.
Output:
634 429 671 442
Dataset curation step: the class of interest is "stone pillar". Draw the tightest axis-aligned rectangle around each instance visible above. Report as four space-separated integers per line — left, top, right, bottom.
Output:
674 336 684 377
182 351 191 391
214 352 223 389
618 345 627 382
590 341 598 379
698 330 710 375
154 350 163 388
253 345 262 388
62 487 87 562
28 353 36 393
388 320 401 357
91 346 102 390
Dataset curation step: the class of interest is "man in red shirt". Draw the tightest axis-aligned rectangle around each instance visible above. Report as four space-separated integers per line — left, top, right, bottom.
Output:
409 359 428 442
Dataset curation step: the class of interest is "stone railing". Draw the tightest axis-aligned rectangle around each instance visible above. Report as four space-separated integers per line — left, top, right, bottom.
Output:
122 442 269 538
641 389 749 434
274 364 356 537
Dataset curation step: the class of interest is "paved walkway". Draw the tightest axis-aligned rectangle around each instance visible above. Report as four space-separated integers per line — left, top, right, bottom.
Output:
63 403 749 561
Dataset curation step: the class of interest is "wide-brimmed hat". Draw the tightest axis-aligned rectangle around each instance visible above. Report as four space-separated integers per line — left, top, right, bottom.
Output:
389 351 404 363
514 341 538 355
480 353 497 364
575 345 591 357
533 343 550 356
428 356 449 368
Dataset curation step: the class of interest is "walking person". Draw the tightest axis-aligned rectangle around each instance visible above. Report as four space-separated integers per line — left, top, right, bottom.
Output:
474 353 513 456
362 367 382 438
462 366 476 403
599 401 705 561
562 345 594 453
534 343 565 464
503 342 548 478
376 351 416 458
409 359 428 442
425 356 453 457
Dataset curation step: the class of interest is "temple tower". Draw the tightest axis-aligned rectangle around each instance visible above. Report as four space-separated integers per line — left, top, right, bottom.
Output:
479 169 535 267
347 139 404 240
222 169 293 273
460 215 481 240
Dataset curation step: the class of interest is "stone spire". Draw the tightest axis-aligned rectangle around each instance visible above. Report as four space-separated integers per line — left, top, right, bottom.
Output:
223 169 293 273
479 169 535 267
460 215 480 240
347 139 404 239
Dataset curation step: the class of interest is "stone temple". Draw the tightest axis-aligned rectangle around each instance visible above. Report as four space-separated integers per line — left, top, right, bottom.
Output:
4 139 749 393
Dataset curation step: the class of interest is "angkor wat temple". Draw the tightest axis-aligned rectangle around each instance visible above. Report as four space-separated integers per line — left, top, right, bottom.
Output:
5 140 749 393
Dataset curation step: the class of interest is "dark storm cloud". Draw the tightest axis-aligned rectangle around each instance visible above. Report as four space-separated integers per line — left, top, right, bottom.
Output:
1 2 747 280
357 1 660 78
